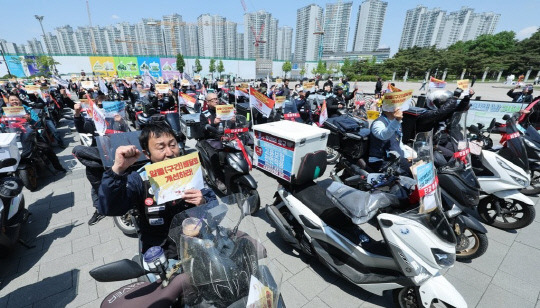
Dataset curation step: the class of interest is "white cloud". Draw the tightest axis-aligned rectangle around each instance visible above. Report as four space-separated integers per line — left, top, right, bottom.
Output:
516 26 538 40
111 14 120 19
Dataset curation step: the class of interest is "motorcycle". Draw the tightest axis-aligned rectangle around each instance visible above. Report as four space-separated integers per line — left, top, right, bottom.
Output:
266 132 466 308
195 115 260 214
90 195 285 308
521 124 540 195
469 114 537 230
0 157 29 258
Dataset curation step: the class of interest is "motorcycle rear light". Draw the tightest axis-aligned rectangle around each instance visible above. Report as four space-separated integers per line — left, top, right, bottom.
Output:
431 248 455 268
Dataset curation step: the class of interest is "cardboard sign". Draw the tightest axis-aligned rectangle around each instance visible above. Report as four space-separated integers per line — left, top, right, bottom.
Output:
81 81 94 89
155 84 170 94
457 79 469 90
216 105 235 120
275 79 282 85
429 77 446 89
144 152 205 205
302 81 315 92
92 104 107 135
246 275 274 308
411 161 438 213
240 83 249 89
274 96 286 109
382 89 413 112
25 85 41 94
2 106 26 117
217 82 225 89
102 101 126 118
249 87 275 118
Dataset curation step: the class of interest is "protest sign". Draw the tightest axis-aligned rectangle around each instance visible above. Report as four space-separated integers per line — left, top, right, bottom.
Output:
217 82 225 89
318 100 328 126
155 84 169 94
411 161 438 213
382 89 413 112
302 81 315 92
216 105 235 120
249 87 275 118
102 101 126 118
178 93 196 108
457 79 469 90
144 152 205 205
246 275 274 308
275 78 282 85
429 76 446 89
25 85 41 94
467 100 525 127
81 81 94 89
274 96 286 109
2 106 26 117
92 104 107 134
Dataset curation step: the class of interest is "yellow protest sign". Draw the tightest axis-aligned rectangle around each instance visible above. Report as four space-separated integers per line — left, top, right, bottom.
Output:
382 89 413 112
302 81 315 92
2 106 26 117
155 84 170 94
81 81 94 89
457 79 469 90
216 105 235 120
367 110 380 121
217 81 225 89
25 85 41 94
274 96 286 108
276 78 282 85
144 152 205 205
240 83 249 89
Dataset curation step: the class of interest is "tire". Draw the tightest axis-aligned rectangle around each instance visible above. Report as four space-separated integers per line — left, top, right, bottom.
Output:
455 228 489 261
238 183 260 214
114 214 137 236
477 196 536 230
18 167 38 191
326 147 341 164
393 287 449 308
520 170 540 195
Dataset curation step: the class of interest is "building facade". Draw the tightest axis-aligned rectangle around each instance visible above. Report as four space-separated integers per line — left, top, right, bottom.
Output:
352 0 388 52
323 1 353 54
294 4 323 63
244 10 278 60
276 26 293 61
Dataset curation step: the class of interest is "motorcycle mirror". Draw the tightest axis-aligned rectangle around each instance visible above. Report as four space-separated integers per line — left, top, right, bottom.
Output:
0 158 17 168
488 118 496 130
502 114 510 121
468 125 480 135
89 259 145 282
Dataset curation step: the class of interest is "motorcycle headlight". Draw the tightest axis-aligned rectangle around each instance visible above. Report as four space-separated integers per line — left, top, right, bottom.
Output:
496 157 514 172
229 140 242 151
227 155 244 172
431 248 455 268
511 176 528 187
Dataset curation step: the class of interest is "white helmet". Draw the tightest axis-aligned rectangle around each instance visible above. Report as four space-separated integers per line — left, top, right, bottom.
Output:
426 90 453 110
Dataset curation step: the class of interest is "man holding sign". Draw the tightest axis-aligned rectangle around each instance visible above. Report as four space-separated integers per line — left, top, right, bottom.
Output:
98 123 216 259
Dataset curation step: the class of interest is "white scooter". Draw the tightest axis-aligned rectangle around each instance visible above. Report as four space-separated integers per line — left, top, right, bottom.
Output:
469 115 536 230
266 132 466 308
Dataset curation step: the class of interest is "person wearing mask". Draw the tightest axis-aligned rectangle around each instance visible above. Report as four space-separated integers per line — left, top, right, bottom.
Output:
507 84 534 104
326 85 358 118
98 123 217 260
340 77 351 95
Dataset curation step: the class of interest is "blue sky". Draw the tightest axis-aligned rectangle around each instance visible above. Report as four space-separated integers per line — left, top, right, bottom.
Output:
0 0 538 56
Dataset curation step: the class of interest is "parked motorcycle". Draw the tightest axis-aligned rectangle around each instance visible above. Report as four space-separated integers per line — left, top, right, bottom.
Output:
90 196 284 308
266 132 466 308
0 157 29 258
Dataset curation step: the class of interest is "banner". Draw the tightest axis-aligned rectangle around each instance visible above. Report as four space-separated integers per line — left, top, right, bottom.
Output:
90 56 116 77
160 58 180 80
249 87 275 118
114 56 139 78
319 100 328 126
24 56 40 76
2 106 26 116
429 76 446 89
92 103 107 134
216 105 235 120
137 57 161 78
382 89 413 112
235 86 249 98
81 81 94 89
144 152 205 205
102 101 126 118
178 92 196 108
155 84 170 94
274 96 286 109
467 100 525 127
302 81 315 92
457 79 469 90
24 85 41 94
5 56 26 78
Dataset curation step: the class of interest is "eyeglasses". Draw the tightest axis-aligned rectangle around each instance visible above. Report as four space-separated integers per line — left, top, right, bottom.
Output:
208 98 219 101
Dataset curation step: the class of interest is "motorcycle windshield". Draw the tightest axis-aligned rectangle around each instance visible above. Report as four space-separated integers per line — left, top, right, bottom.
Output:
443 111 480 189
168 195 282 307
525 125 540 144
411 131 456 245
96 131 146 167
2 114 33 143
502 116 529 172
165 113 181 134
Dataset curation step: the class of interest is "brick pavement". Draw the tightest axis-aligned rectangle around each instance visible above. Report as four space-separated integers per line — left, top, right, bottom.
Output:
2 87 540 307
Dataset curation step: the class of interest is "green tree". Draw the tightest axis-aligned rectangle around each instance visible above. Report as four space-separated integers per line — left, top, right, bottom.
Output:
315 60 327 75
217 60 225 77
176 53 185 73
282 61 292 78
299 65 306 78
194 58 202 73
209 59 216 78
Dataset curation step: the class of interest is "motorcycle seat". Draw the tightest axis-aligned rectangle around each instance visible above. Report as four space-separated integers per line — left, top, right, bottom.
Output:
291 181 356 230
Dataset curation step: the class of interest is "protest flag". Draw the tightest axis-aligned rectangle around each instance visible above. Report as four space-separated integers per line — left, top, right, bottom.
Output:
249 87 275 118
429 76 446 89
319 100 328 126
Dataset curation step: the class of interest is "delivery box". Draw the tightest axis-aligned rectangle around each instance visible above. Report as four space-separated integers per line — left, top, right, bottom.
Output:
0 133 20 173
253 121 329 182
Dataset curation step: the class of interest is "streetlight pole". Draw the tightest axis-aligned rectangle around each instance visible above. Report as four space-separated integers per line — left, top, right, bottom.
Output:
34 15 57 74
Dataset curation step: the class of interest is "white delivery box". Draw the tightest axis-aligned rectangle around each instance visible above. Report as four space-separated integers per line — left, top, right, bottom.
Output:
253 121 329 182
0 133 20 173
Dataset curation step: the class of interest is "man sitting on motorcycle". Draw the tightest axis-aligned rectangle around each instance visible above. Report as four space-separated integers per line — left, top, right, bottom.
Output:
507 84 533 104
326 85 358 118
98 123 217 260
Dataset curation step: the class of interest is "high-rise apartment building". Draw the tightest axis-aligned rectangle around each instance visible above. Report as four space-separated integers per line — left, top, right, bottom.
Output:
0 40 19 54
352 0 387 52
27 38 44 54
183 24 199 57
244 10 278 60
236 33 245 59
294 4 323 63
163 14 185 56
399 5 500 50
73 27 93 54
56 26 77 54
323 1 352 54
224 21 238 58
276 26 293 61
135 18 165 55
44 33 62 54
198 14 226 58
116 22 140 55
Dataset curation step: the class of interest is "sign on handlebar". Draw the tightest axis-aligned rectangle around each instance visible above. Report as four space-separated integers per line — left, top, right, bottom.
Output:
224 127 249 134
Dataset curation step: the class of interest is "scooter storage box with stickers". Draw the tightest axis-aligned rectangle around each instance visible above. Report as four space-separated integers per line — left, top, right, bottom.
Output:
0 133 20 172
253 121 329 183
180 113 205 140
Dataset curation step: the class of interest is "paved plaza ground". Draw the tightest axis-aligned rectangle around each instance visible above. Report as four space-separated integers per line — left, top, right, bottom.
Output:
1 82 540 307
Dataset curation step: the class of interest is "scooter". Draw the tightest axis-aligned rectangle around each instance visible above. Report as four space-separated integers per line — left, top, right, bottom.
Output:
0 158 29 258
469 115 536 230
266 132 467 308
195 115 260 213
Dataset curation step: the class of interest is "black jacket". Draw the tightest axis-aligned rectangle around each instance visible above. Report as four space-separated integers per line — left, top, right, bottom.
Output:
416 95 471 133
326 91 356 117
507 89 533 104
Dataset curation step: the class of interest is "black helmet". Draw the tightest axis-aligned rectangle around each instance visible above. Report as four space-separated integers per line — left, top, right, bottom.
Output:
333 85 343 94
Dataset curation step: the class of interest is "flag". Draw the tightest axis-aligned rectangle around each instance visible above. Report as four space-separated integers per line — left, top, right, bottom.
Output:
52 75 69 89
178 92 196 108
143 71 156 87
429 76 446 89
319 100 328 126
112 83 119 94
98 77 109 95
387 83 402 92
183 73 196 86
249 87 275 118
235 86 249 98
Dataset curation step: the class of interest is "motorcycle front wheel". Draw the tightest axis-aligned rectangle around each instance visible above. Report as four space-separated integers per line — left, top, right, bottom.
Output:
455 228 489 261
478 196 536 230
18 167 38 191
393 287 448 308
114 214 137 236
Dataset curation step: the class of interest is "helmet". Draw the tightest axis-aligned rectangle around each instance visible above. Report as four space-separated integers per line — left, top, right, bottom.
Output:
426 90 453 110
333 85 343 94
